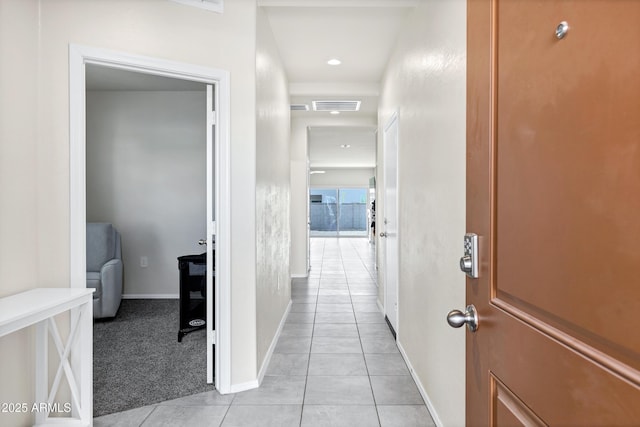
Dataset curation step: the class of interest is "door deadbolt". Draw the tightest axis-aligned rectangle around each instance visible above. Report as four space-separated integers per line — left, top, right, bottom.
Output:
460 233 479 278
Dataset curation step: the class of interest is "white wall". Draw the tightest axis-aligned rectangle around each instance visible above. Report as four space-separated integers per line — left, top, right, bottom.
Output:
86 90 206 297
0 2 258 422
378 1 467 425
0 1 40 425
310 168 375 188
255 7 291 376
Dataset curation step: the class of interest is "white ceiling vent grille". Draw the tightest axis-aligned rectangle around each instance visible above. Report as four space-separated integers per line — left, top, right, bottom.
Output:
170 0 223 13
290 104 309 111
312 100 361 112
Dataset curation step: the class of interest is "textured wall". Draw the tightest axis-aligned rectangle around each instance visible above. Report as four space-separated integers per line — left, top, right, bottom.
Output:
378 0 467 425
255 7 292 376
0 1 40 425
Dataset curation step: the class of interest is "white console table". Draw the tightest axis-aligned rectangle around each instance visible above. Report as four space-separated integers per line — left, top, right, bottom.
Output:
0 288 94 426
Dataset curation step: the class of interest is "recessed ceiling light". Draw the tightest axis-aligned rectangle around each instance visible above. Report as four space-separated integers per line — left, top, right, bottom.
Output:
340 144 351 149
310 170 326 175
327 58 341 66
330 111 340 115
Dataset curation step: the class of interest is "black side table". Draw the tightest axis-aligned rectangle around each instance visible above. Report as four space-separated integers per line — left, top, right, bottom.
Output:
177 253 207 342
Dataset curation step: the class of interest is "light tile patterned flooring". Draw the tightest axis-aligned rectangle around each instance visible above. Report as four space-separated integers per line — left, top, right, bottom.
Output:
94 238 435 427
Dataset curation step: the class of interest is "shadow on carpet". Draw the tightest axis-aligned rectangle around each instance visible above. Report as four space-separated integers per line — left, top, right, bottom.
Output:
93 299 214 417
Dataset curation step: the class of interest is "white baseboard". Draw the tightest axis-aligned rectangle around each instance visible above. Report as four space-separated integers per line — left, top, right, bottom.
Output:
376 298 384 314
122 294 179 299
257 299 292 384
229 379 259 394
290 273 308 279
397 340 443 427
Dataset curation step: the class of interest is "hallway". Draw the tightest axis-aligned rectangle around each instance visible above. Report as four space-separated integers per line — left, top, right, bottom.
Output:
94 237 435 426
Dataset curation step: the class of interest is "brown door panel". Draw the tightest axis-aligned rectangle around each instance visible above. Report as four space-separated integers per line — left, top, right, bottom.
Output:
489 309 640 425
495 0 640 366
491 374 547 427
467 0 640 425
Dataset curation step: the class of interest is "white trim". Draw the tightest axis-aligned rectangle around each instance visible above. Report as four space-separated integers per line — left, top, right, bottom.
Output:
290 274 309 279
229 380 260 394
257 300 292 384
376 298 384 314
206 84 215 385
122 294 180 300
214 53 232 395
68 44 232 396
397 340 444 427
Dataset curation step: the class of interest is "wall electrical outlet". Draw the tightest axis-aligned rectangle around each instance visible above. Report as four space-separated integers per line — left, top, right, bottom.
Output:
140 256 148 268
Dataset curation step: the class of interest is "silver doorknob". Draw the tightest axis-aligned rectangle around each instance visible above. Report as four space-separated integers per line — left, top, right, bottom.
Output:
198 239 207 246
379 232 387 238
447 305 479 332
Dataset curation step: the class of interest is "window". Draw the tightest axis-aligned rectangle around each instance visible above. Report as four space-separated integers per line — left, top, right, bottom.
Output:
310 188 368 237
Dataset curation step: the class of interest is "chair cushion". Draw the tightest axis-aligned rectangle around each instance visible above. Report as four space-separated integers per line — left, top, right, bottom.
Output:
87 223 115 272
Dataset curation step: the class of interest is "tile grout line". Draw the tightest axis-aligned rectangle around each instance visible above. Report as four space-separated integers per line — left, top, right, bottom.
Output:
298 236 324 426
341 239 384 427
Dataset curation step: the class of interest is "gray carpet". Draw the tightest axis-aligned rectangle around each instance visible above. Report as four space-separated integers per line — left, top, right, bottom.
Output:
93 299 214 417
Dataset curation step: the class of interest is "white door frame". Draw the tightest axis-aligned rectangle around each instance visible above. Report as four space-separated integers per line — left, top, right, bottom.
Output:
68 44 232 394
383 112 399 334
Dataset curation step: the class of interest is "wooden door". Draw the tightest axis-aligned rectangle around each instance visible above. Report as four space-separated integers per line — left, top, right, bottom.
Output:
466 0 640 425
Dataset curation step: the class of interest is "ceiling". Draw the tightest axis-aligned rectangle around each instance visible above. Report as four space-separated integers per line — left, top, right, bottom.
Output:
262 0 418 169
85 1 419 170
86 64 206 91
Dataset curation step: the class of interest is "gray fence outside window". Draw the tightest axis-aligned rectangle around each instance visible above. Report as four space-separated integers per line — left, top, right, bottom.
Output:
310 203 367 231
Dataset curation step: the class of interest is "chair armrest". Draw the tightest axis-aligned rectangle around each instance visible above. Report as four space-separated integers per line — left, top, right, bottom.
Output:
101 259 123 280
100 259 123 317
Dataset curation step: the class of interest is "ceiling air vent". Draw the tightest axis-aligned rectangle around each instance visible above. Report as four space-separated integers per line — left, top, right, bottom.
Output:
290 104 309 111
312 100 361 112
170 0 223 13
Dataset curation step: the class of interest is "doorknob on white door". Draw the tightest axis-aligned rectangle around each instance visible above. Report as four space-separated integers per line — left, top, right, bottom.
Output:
198 239 207 245
379 232 387 238
447 305 479 332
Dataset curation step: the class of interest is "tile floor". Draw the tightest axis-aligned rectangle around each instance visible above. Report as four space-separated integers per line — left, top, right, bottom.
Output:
94 238 436 427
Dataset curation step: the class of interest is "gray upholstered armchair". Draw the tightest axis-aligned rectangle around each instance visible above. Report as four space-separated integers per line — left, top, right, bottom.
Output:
86 223 123 318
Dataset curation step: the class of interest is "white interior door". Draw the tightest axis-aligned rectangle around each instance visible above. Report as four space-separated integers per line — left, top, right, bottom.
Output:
306 160 311 273
383 114 399 333
205 84 216 384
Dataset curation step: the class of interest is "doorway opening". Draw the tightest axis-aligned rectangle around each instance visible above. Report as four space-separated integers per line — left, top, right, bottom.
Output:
68 45 232 404
309 187 370 237
85 64 213 415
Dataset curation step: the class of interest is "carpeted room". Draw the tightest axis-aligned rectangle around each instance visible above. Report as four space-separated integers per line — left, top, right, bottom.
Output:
93 300 213 416
86 66 214 416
